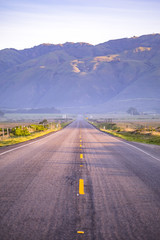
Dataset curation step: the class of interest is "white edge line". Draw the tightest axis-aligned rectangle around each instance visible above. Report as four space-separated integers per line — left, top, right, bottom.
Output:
100 129 160 162
0 130 59 157
119 139 160 162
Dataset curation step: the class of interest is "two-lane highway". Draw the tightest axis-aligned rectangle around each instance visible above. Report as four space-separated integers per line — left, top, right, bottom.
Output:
0 120 160 240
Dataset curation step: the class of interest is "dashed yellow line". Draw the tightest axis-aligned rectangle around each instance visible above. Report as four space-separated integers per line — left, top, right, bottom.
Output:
80 139 82 142
79 179 85 195
80 165 83 167
80 144 82 147
80 154 83 159
77 231 84 234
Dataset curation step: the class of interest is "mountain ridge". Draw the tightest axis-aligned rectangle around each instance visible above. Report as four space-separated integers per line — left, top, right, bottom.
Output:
0 33 160 113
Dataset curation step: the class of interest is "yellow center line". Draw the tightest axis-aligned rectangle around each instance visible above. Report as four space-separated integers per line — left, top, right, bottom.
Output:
80 139 82 142
80 153 83 159
77 231 84 234
80 144 82 147
80 165 83 167
79 179 85 195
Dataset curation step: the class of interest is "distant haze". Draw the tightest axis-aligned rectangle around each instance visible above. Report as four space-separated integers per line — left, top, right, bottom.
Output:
0 34 160 113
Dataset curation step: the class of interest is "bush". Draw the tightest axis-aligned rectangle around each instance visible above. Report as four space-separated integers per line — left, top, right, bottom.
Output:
100 123 119 130
30 124 46 132
23 127 31 136
36 125 46 131
11 126 30 136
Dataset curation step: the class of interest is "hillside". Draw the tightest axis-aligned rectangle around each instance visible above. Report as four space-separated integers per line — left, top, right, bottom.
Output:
0 34 160 113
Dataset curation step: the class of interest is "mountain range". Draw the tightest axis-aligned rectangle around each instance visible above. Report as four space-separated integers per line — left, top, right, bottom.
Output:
0 33 160 113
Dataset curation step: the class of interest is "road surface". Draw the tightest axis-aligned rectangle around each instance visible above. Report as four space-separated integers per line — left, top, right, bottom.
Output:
0 120 160 240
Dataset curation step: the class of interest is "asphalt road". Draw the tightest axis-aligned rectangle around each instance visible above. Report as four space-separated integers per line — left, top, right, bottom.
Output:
0 120 160 240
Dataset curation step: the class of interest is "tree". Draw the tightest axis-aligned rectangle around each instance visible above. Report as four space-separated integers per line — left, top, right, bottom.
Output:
39 119 49 129
39 119 48 125
127 107 140 115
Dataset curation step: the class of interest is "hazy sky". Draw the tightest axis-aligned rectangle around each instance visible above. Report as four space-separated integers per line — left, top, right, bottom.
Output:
0 0 160 50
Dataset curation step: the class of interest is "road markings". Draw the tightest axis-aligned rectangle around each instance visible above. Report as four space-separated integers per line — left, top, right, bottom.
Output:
0 129 61 157
77 231 84 234
77 129 85 235
79 179 85 195
101 131 160 162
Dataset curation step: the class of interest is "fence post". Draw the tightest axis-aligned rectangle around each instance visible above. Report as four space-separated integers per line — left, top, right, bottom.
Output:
7 128 9 137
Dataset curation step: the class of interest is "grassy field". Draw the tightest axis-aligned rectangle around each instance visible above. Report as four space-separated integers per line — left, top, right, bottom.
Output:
89 120 160 145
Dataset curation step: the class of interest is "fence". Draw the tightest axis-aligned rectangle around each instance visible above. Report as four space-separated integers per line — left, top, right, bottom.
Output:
0 122 59 140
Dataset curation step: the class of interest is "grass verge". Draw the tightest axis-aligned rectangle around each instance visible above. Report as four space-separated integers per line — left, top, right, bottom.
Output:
0 120 73 147
100 129 160 145
0 128 61 147
89 121 160 145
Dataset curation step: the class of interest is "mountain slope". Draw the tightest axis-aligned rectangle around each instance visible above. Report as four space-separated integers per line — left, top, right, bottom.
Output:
0 34 160 113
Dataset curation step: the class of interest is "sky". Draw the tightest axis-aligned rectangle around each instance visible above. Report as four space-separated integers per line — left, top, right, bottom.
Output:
0 0 160 50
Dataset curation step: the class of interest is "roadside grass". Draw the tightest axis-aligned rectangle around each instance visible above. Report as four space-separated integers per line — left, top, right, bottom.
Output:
100 129 160 145
0 121 72 147
90 121 160 145
0 128 60 147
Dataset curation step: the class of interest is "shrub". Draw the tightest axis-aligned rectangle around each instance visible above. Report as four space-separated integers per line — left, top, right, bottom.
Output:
30 124 46 132
36 125 46 131
100 123 119 130
11 126 30 136
23 127 31 136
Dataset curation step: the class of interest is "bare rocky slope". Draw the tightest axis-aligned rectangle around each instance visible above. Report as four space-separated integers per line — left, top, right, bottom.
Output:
0 34 160 113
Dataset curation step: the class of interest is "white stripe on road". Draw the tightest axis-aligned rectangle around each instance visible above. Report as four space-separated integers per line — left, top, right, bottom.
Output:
120 140 160 162
101 131 160 162
0 131 59 157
